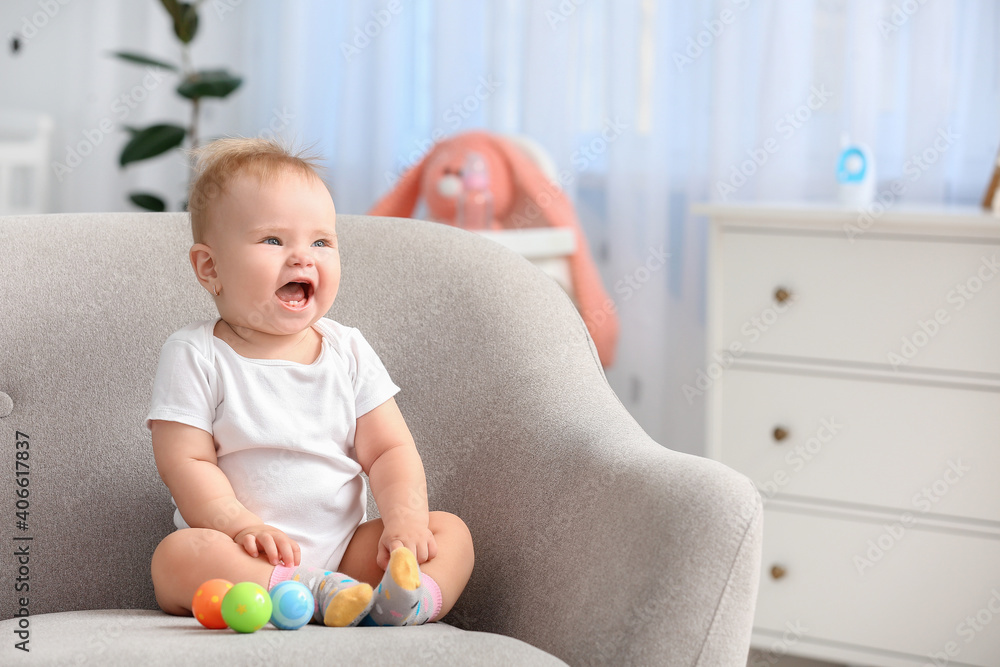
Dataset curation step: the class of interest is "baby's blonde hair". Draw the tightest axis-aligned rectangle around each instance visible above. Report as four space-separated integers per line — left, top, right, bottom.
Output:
187 137 326 245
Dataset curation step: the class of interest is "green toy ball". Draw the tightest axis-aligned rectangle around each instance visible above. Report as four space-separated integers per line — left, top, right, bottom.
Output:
221 582 273 633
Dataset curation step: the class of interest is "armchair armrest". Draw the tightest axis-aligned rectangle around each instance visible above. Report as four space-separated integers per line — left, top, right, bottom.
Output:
451 394 762 666
336 217 762 665
394 310 763 666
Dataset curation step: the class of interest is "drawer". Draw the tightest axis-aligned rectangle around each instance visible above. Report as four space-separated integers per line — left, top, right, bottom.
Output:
756 509 1000 665
718 231 1000 376
718 369 1000 524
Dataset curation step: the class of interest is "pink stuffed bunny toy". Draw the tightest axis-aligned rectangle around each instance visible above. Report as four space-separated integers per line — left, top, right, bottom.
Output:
368 130 619 367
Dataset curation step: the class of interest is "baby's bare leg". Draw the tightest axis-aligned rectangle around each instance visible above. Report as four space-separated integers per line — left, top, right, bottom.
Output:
337 511 474 620
151 528 274 616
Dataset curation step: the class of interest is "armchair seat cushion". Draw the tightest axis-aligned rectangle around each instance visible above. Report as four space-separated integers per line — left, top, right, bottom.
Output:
0 611 567 666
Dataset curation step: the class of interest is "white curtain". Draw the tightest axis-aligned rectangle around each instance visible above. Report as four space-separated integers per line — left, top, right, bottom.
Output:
7 0 996 453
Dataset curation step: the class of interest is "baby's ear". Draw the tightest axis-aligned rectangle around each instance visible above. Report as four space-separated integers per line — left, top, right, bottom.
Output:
189 244 217 284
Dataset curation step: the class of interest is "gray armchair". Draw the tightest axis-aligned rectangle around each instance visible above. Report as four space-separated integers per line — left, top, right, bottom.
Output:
0 212 762 665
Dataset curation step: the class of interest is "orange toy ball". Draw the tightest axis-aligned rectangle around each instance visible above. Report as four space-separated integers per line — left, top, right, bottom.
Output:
192 579 234 629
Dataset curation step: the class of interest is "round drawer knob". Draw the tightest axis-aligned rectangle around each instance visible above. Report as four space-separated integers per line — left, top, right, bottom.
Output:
772 426 789 442
774 287 791 304
770 565 787 580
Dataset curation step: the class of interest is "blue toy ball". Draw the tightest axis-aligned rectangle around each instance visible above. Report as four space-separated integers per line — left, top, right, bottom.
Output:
269 581 315 630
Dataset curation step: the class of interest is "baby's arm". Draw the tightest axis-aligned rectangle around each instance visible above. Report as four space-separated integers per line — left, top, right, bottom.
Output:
355 398 437 570
150 419 300 566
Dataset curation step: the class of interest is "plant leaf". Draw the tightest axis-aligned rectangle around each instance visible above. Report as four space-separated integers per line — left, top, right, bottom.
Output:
110 51 179 72
119 124 187 166
177 3 199 44
129 192 167 212
159 0 182 21
178 4 199 43
177 69 243 99
159 0 199 44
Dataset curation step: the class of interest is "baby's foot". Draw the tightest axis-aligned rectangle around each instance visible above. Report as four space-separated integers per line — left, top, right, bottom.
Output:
273 566 373 627
317 575 374 627
366 547 441 626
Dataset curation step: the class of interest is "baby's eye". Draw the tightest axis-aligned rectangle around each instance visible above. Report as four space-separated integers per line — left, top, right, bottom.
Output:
263 237 280 245
314 239 337 248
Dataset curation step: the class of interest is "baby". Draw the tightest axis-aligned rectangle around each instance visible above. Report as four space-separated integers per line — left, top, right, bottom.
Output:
146 137 474 627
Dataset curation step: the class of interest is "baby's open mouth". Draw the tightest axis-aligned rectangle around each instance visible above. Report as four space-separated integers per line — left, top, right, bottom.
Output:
275 281 313 307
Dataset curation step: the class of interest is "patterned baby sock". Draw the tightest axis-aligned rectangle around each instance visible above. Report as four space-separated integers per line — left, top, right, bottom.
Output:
366 547 443 626
269 564 374 627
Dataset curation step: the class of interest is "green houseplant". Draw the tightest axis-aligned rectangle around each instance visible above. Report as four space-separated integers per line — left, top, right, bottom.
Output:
111 0 242 211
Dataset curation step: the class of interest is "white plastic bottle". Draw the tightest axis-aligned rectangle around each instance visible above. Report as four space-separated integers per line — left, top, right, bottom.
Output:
837 134 876 208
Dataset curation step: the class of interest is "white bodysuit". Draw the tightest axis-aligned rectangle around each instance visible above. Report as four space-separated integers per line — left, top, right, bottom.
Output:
144 316 400 571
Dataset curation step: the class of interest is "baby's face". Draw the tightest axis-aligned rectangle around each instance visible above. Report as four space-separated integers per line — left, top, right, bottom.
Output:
197 170 340 339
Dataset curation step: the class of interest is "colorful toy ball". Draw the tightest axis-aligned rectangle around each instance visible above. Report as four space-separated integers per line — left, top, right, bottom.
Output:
269 580 315 630
221 582 273 633
191 579 234 629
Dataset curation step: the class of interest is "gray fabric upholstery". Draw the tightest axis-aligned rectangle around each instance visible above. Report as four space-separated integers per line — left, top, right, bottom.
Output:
0 212 761 666
0 611 567 666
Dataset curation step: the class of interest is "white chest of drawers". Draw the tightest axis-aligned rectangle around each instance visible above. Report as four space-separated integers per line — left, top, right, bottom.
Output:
693 203 1000 667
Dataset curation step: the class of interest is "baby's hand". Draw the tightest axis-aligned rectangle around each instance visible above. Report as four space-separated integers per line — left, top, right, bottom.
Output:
233 524 301 567
376 523 438 571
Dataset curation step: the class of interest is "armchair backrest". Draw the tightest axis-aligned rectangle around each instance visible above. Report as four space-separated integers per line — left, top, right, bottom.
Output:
0 212 609 623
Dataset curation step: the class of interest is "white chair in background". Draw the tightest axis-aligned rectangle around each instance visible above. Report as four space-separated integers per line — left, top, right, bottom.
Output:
0 110 53 215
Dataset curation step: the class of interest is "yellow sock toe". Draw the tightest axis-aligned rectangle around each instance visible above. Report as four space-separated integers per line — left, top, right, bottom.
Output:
323 583 373 627
389 547 421 591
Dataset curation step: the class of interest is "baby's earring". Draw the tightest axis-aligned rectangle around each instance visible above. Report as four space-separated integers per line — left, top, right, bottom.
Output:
213 284 220 296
